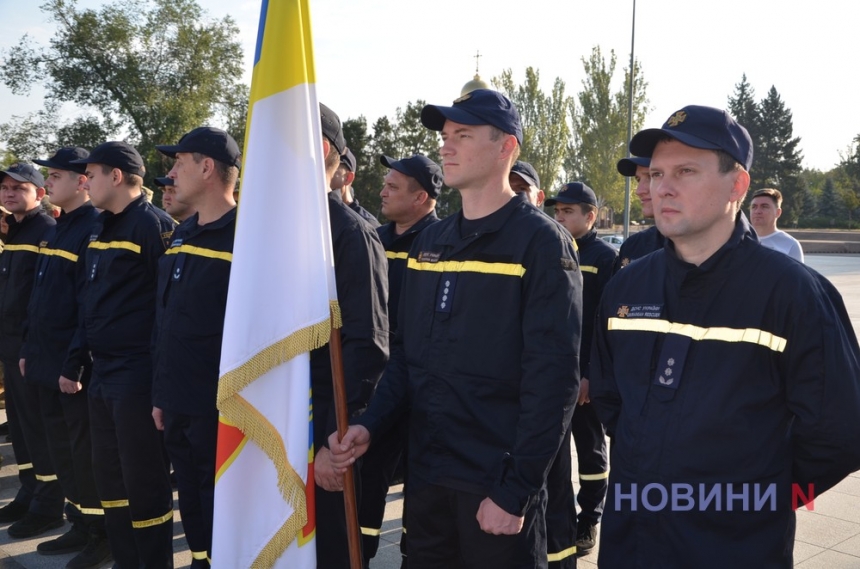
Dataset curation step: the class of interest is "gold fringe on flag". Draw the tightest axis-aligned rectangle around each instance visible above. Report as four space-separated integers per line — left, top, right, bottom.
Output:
216 301 341 566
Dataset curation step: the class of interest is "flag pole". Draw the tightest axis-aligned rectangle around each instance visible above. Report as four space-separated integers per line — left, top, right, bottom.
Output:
329 323 364 569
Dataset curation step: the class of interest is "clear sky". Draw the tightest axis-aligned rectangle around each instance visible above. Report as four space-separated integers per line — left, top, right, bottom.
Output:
0 0 857 173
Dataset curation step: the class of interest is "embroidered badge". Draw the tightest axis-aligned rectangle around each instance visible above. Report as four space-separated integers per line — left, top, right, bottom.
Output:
667 110 687 127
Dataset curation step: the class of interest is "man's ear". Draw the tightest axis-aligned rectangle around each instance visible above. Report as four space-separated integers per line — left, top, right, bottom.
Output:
345 171 356 186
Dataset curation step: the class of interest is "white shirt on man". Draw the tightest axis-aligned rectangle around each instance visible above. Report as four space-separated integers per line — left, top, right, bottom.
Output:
760 230 804 263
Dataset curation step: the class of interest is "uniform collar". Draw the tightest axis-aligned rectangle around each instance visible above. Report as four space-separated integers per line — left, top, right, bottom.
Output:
181 207 237 237
437 192 528 246
57 202 95 225
380 211 439 242
665 211 755 273
575 228 598 249
6 206 44 231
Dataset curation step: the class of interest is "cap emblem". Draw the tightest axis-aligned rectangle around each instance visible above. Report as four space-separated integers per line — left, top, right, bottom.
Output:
667 111 687 127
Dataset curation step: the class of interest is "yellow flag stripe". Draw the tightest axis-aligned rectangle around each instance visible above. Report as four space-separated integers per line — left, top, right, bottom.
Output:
607 317 787 352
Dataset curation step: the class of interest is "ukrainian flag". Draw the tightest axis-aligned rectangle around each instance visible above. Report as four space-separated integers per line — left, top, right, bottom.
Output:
211 1 337 567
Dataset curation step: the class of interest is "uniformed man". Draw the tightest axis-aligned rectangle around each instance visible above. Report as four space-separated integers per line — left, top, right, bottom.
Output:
359 153 442 567
330 89 582 568
313 103 389 568
591 105 860 568
152 127 240 568
0 163 63 539
69 142 176 568
20 147 111 568
332 148 379 227
154 176 195 222
545 182 617 562
612 156 664 273
749 188 804 262
509 160 545 206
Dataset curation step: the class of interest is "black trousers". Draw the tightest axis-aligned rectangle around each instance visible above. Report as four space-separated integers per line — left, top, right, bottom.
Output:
315 457 363 569
545 423 577 568
571 402 608 526
163 409 218 567
406 482 548 569
89 394 173 569
39 384 103 529
358 413 408 566
2 356 64 517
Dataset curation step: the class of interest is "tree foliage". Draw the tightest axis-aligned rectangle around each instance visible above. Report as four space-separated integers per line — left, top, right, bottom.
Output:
0 0 248 181
566 46 649 213
492 67 573 192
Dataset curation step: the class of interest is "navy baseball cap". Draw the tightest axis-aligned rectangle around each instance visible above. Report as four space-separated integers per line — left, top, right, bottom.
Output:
545 182 597 207
630 105 753 171
341 149 357 173
70 141 146 178
156 127 241 169
421 89 523 145
511 160 540 188
616 156 650 177
320 102 347 155
34 147 90 174
1 163 45 187
380 154 443 198
153 177 174 188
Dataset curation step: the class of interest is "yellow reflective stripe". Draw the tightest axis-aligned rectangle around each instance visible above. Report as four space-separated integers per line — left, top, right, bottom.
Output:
547 545 577 562
580 471 609 481
360 526 381 537
607 317 787 353
88 241 141 254
39 247 78 262
165 244 232 262
35 474 58 482
80 506 105 516
3 244 40 254
18 462 33 470
191 551 209 560
131 509 173 529
385 251 409 260
581 265 598 274
407 258 526 277
101 499 129 508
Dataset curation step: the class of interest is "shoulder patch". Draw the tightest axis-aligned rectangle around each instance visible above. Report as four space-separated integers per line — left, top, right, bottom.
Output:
161 231 174 249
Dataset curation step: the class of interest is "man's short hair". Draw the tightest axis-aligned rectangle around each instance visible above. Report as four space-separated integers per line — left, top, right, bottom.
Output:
324 143 341 174
752 188 783 209
191 152 239 188
99 164 143 189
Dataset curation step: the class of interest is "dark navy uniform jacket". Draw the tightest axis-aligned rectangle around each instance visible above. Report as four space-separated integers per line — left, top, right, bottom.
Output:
77 194 175 399
612 225 664 275
153 208 235 416
310 191 389 449
591 214 860 568
576 229 617 379
376 211 440 335
349 198 380 228
359 193 582 517
22 203 99 388
0 208 55 361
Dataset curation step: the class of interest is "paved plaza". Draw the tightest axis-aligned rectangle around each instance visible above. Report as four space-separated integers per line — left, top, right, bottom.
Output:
1 254 859 568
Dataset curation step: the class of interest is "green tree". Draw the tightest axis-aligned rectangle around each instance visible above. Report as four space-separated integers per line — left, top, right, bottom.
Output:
0 0 248 182
755 86 804 221
819 178 842 221
566 46 648 214
343 116 379 216
492 67 573 191
727 74 760 146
